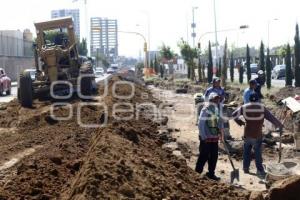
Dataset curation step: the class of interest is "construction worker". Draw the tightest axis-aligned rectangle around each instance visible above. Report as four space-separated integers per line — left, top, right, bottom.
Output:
204 77 225 103
255 70 265 100
232 93 283 177
243 79 260 104
195 92 224 181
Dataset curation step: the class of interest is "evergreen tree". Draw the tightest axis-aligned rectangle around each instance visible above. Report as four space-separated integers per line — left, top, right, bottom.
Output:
218 57 222 77
266 48 272 89
259 41 265 72
294 24 300 87
154 54 159 74
207 41 213 83
285 44 293 86
246 44 251 82
239 63 244 84
230 52 234 82
78 38 88 56
197 43 202 82
221 38 228 86
159 64 164 78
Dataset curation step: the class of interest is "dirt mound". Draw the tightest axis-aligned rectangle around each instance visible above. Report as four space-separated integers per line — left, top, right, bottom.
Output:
273 86 300 102
0 76 250 199
63 119 249 200
266 175 300 200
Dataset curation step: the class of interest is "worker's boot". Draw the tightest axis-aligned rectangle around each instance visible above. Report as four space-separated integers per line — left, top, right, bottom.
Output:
206 172 221 181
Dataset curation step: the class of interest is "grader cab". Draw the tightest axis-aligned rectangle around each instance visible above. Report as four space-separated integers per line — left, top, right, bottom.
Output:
18 17 93 107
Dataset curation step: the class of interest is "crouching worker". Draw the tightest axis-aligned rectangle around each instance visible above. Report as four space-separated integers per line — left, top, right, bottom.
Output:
232 93 283 177
195 92 224 181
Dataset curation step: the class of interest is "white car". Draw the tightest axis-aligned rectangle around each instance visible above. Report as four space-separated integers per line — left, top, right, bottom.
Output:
94 70 103 77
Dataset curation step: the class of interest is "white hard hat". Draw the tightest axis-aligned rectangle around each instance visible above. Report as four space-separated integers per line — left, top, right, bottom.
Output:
258 70 264 75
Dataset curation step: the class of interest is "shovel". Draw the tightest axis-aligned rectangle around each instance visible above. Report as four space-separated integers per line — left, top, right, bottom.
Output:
223 140 239 183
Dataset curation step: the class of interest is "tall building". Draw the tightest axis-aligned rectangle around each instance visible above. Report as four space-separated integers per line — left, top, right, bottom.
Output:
51 9 80 39
90 17 118 61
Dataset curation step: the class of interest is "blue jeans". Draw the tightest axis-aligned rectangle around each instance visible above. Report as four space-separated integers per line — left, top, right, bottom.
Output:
243 137 264 172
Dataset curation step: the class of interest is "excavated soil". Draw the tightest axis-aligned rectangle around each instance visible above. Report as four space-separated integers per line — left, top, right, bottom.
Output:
0 76 251 199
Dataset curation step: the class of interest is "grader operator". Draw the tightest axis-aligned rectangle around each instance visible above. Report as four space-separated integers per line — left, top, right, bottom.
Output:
18 17 93 107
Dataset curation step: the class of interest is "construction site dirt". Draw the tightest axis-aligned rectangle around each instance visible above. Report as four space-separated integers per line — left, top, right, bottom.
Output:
0 76 299 199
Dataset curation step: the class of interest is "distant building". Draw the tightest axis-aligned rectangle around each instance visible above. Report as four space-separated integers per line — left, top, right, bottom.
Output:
51 9 80 39
23 29 33 41
0 30 24 56
90 17 118 61
174 58 188 75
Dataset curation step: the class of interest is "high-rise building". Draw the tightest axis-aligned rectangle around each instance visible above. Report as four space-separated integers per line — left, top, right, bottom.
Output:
90 17 118 60
51 9 80 39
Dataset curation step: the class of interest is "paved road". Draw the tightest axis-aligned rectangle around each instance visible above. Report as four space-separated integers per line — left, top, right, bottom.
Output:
0 74 111 104
0 86 17 103
232 69 286 87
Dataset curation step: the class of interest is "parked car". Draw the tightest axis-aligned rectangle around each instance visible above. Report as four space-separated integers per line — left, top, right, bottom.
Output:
272 65 286 79
250 63 258 74
0 68 11 96
94 68 104 77
107 66 118 74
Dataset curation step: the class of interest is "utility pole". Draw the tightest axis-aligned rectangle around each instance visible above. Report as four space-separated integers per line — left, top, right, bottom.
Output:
213 0 218 70
191 7 198 48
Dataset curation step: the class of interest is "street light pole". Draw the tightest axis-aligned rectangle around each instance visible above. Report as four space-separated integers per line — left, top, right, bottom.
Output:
72 0 89 55
191 7 198 48
213 0 218 68
197 26 249 48
140 11 151 68
118 30 148 69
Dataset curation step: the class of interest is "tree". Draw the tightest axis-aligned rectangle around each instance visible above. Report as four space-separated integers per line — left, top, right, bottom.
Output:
159 43 174 60
154 54 159 74
178 39 198 80
246 44 251 82
285 44 293 86
259 41 265 72
230 52 234 82
294 24 300 87
159 64 164 78
96 53 110 69
78 38 88 56
207 41 213 83
197 43 203 82
135 62 144 78
159 43 175 76
150 59 154 69
221 38 228 86
266 48 272 89
239 63 244 84
217 57 222 77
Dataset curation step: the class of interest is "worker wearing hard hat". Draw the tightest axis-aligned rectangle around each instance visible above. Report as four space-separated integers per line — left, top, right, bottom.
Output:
204 77 226 103
195 92 224 181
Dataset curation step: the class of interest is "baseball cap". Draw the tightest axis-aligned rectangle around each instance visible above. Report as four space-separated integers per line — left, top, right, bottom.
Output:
249 78 257 85
212 77 221 84
257 70 264 75
208 92 220 100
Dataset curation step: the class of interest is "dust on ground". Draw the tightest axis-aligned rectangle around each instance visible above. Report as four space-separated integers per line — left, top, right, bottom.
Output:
150 86 300 193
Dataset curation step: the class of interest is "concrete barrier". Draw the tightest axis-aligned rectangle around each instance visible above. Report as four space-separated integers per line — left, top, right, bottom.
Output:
0 56 34 81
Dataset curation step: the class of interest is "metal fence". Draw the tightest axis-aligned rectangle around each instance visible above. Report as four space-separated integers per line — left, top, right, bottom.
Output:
0 34 33 57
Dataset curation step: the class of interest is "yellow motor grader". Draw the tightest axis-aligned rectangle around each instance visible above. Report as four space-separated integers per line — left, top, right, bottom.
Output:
18 17 93 107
